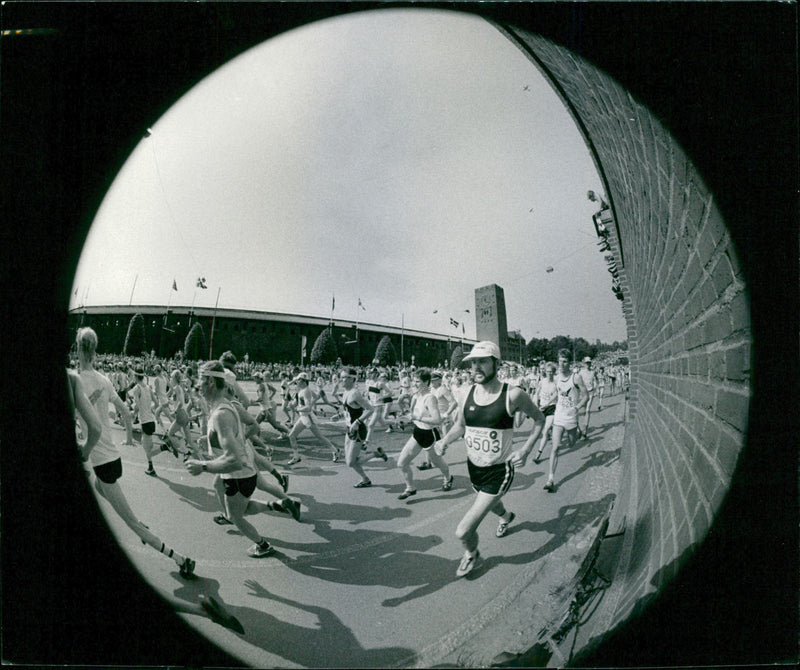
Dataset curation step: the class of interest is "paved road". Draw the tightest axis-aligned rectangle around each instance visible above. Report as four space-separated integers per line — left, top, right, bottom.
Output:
93 386 625 668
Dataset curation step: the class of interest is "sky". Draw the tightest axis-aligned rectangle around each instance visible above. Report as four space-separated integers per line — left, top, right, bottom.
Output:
70 8 627 345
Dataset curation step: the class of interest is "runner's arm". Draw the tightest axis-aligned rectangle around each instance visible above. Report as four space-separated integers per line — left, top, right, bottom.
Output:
508 387 545 466
435 401 466 455
186 410 247 474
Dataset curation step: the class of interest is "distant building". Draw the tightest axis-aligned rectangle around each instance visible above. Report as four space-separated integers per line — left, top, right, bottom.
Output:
474 283 525 361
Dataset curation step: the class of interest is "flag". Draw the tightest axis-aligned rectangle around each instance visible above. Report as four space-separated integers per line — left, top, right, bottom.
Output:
433 309 438 314
196 277 207 289
358 298 366 310
172 279 178 291
331 295 335 312
450 317 459 327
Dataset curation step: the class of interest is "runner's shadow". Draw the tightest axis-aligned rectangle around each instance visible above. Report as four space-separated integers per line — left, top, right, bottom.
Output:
152 476 220 513
556 448 621 490
292 495 413 524
266 520 454 604
221 578 414 667
481 494 617 572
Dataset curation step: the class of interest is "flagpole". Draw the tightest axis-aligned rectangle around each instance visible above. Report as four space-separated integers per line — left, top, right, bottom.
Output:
189 288 197 327
164 279 176 329
128 274 138 306
401 313 404 365
208 286 221 359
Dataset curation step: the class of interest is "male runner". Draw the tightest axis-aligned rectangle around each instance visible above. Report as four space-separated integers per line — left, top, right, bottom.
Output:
185 361 276 558
338 367 387 487
435 341 545 577
545 349 588 492
577 357 599 437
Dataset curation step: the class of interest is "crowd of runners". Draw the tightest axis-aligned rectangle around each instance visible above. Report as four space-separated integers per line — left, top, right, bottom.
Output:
68 327 628 630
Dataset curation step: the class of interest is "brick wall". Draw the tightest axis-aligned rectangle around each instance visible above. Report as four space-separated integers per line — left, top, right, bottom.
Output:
499 27 752 650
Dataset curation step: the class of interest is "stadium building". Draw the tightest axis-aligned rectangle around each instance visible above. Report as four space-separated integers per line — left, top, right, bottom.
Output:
67 304 477 368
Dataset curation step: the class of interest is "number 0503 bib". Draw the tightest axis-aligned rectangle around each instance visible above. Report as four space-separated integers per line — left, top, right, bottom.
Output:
464 425 514 467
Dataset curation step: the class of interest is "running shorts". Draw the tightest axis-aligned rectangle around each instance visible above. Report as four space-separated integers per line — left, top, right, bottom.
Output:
382 397 393 404
222 474 257 498
413 426 441 449
467 459 514 496
541 405 556 417
93 457 123 484
347 420 368 442
141 421 156 436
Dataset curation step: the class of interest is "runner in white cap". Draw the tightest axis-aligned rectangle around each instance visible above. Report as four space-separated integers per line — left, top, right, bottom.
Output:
435 341 545 577
577 357 599 438
544 349 588 492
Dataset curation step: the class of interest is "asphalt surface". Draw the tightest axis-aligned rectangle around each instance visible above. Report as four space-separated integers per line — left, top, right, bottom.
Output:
91 384 625 668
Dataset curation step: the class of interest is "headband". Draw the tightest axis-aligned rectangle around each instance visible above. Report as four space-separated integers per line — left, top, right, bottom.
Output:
199 369 228 379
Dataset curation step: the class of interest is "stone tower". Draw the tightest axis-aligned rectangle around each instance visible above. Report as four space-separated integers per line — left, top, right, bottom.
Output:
474 284 510 357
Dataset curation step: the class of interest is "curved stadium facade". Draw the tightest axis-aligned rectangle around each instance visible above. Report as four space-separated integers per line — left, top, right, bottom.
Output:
67 304 478 368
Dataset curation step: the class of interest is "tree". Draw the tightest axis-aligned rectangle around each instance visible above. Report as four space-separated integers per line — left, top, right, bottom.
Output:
310 327 338 364
183 322 207 361
450 345 465 370
374 335 397 366
123 313 146 356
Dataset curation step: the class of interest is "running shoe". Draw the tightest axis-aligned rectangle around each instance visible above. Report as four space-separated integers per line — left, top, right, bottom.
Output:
213 515 233 525
161 437 179 458
533 449 543 464
275 471 289 494
386 426 393 433
332 449 342 463
417 462 433 471
398 421 406 431
287 456 302 465
543 479 556 492
496 512 516 537
144 467 157 477
353 479 372 488
179 557 196 579
456 550 480 578
374 447 388 462
247 540 275 558
398 489 417 500
282 498 301 522
199 595 245 634
442 475 454 491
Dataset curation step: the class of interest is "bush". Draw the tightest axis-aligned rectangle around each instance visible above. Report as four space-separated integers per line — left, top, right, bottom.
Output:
123 313 146 356
450 345 465 369
310 327 338 364
184 322 207 361
374 335 397 366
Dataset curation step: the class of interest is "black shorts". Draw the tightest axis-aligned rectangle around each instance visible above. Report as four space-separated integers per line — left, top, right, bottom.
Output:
413 426 441 449
93 458 123 484
542 405 556 417
467 459 514 496
348 420 368 442
141 421 156 436
118 389 127 402
382 397 393 404
222 474 257 498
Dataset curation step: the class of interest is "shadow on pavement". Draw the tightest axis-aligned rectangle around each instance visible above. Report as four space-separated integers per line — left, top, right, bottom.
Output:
556 447 621 491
